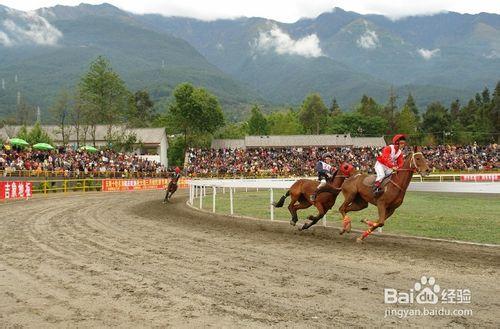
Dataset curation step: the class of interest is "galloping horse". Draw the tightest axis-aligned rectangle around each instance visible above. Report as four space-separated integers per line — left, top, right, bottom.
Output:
163 174 180 203
273 163 355 230
338 147 430 241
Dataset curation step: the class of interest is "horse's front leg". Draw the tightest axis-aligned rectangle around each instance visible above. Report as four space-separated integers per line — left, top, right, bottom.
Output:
357 205 389 242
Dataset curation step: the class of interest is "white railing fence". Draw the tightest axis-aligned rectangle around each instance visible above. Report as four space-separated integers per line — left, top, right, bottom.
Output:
188 176 499 223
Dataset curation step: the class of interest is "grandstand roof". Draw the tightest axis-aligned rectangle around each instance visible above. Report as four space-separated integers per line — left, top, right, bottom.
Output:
351 137 386 147
245 134 352 148
210 134 386 149
211 139 246 149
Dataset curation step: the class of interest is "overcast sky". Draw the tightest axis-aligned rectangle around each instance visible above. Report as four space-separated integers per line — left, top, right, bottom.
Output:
1 0 499 22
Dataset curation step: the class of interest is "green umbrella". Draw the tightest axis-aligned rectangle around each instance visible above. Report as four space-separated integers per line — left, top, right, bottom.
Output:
80 145 98 152
8 138 29 147
33 142 55 151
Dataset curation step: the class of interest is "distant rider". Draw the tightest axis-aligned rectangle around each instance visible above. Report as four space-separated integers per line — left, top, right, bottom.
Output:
310 154 335 202
373 134 406 195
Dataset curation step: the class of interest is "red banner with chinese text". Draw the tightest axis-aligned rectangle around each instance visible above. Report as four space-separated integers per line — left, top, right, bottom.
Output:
0 181 33 200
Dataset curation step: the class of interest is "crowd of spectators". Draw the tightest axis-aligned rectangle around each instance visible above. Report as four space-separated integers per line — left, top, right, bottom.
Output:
0 145 167 178
2 142 498 179
185 144 498 177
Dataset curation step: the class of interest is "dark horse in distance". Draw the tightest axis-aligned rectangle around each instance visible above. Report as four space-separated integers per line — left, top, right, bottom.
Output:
163 167 181 203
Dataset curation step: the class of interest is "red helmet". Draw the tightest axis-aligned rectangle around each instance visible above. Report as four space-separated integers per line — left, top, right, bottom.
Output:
392 134 407 144
340 162 354 176
175 167 181 174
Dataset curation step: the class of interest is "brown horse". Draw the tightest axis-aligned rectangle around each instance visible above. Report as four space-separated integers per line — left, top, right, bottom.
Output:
273 163 355 230
163 174 180 203
338 148 431 242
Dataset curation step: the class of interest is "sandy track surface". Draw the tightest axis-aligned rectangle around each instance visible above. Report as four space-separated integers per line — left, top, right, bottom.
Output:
0 191 498 328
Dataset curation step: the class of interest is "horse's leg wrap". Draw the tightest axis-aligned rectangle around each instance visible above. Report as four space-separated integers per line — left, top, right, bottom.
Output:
361 229 372 239
363 220 376 227
342 216 351 231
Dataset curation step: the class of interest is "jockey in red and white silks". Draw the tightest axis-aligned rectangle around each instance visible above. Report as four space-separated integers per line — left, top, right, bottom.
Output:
373 134 406 193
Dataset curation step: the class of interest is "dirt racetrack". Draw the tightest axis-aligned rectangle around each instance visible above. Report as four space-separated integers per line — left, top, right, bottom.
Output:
0 190 498 328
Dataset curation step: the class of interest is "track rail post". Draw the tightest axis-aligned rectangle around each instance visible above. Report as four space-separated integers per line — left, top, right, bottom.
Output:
212 186 216 213
229 187 234 215
270 188 274 221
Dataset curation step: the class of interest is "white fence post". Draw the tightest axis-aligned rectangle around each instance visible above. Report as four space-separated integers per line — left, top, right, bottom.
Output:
229 187 234 215
212 186 216 213
189 184 192 204
199 187 203 209
270 188 274 221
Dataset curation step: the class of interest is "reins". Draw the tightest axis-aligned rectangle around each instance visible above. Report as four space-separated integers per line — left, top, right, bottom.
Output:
389 152 423 191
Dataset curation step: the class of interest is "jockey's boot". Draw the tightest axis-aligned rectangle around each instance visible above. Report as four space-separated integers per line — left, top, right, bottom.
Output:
311 180 326 201
372 180 382 196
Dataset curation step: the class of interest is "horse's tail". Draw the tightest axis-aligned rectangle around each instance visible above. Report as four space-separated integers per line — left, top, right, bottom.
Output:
273 190 290 208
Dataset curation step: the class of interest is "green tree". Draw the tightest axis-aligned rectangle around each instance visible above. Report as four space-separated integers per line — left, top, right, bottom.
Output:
298 93 328 134
128 90 155 127
396 103 418 135
26 122 52 145
49 90 72 145
78 56 131 145
247 105 269 135
268 109 303 135
481 87 491 105
329 97 342 117
214 122 248 139
16 125 29 141
355 94 382 117
382 88 398 134
326 113 388 136
422 102 451 142
404 93 419 118
168 83 224 149
167 136 187 167
492 81 500 140
459 99 477 129
450 99 460 123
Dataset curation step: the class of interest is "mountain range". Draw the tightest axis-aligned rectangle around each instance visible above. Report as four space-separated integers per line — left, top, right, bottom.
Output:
0 3 499 121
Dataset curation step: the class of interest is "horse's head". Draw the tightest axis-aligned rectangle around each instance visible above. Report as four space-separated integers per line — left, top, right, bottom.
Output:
410 146 431 177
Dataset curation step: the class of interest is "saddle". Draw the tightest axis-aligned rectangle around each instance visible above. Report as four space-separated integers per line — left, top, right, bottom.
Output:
362 174 392 189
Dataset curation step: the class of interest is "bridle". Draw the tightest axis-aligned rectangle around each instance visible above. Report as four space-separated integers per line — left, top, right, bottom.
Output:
396 152 423 174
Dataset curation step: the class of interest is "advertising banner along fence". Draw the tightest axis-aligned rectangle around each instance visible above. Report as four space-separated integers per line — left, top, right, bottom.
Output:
460 174 499 182
102 178 168 192
0 181 33 200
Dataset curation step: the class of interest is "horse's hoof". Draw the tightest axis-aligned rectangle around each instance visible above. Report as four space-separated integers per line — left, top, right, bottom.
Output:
356 237 364 243
298 224 305 231
290 220 296 226
339 230 345 235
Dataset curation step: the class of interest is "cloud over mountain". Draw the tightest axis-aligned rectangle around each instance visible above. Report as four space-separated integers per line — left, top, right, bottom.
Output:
254 25 323 58
418 48 440 60
0 10 62 46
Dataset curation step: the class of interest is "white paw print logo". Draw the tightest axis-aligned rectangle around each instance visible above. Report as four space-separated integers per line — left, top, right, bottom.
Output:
414 276 440 304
